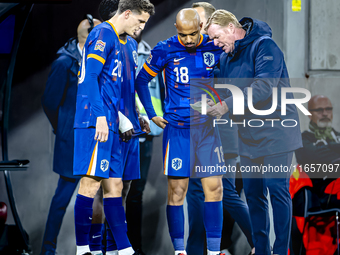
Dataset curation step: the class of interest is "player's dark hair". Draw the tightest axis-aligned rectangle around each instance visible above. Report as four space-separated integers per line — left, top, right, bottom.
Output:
86 14 94 32
118 0 155 16
98 0 119 21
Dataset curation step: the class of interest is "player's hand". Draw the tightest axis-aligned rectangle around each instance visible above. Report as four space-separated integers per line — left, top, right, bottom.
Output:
207 98 215 107
151 116 168 129
120 128 134 142
139 116 151 134
95 116 109 142
207 101 229 119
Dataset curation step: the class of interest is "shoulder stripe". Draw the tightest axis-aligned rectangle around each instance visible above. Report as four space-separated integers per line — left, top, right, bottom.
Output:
143 63 157 77
88 54 105 64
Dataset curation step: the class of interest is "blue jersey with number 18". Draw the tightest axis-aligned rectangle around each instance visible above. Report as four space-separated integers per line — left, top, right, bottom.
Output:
136 34 222 128
74 21 124 133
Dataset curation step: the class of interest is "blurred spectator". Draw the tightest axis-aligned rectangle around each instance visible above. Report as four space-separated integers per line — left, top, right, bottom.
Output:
40 16 101 255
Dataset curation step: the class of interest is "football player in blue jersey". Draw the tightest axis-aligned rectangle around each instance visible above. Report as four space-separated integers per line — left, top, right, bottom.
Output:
73 1 154 255
136 8 225 255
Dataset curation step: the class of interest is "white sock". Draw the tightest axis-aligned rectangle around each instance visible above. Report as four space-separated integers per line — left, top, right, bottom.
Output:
91 251 103 255
76 245 90 255
119 247 134 255
106 251 118 255
207 250 220 255
175 251 187 255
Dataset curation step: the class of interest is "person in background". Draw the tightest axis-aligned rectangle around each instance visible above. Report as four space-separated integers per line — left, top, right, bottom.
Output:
292 95 340 254
40 16 101 255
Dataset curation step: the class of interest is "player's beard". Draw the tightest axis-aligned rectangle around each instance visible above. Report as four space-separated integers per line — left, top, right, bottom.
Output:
185 45 197 53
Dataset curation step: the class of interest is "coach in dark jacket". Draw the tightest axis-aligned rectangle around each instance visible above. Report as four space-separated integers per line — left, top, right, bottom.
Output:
40 18 100 255
206 10 302 255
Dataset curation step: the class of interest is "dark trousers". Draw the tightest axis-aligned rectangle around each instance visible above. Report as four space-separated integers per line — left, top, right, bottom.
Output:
186 158 254 255
40 175 79 255
126 137 153 250
241 152 293 255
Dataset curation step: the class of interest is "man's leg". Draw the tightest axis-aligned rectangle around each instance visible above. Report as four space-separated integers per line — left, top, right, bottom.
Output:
89 187 104 255
265 152 293 255
221 157 254 252
186 178 206 255
201 176 223 255
241 156 271 255
126 137 153 252
101 177 134 255
73 128 114 255
40 176 79 255
167 177 189 255
105 181 131 255
75 176 102 255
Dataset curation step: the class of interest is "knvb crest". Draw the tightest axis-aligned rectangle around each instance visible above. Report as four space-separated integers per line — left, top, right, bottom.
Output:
203 52 215 67
100 159 109 172
172 158 182 171
133 51 138 65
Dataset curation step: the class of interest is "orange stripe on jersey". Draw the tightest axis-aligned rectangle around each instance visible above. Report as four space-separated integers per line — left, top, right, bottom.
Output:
143 63 157 77
88 54 105 65
197 34 203 47
86 141 98 175
164 140 170 175
178 36 185 47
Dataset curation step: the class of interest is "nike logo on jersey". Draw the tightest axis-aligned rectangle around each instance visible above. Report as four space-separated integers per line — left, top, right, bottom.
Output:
92 235 101 239
174 57 185 62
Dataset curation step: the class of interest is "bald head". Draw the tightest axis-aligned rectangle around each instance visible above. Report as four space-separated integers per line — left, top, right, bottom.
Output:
176 8 201 29
308 95 332 110
175 8 202 49
308 95 333 127
77 18 101 48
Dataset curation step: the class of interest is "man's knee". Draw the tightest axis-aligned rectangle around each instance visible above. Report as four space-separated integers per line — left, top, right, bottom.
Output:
78 176 101 198
102 178 123 198
202 177 223 201
168 178 188 205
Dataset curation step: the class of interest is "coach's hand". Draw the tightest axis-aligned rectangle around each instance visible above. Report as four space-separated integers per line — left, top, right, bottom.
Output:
207 101 229 119
120 128 134 142
151 116 168 129
95 116 109 142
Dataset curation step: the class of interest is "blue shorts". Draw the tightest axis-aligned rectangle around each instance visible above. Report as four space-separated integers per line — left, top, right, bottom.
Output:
114 136 140 180
163 123 224 178
73 128 121 179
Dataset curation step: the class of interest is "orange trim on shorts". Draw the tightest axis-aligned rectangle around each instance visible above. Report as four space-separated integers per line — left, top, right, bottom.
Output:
86 141 98 175
164 140 169 175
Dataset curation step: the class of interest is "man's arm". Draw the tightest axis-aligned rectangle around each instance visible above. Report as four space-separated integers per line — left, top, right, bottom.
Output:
79 28 115 142
135 42 168 129
42 55 71 132
295 134 340 164
225 38 283 114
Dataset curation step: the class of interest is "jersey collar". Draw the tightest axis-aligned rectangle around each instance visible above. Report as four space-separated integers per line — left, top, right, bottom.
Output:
106 21 127 45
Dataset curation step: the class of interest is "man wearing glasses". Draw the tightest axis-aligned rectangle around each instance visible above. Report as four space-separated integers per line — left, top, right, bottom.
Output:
293 95 340 253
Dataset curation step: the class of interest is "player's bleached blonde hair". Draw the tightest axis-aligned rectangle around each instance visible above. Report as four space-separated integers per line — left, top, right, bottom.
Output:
204 9 242 32
191 2 216 20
